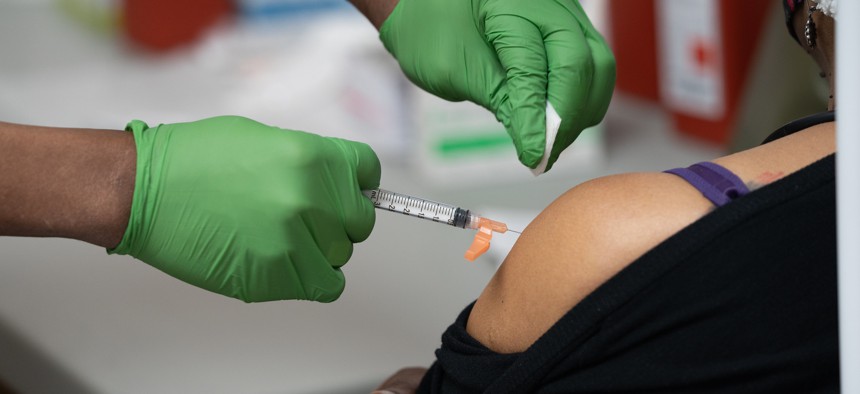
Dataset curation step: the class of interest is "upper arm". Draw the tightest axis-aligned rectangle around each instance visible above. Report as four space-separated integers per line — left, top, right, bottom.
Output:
466 172 714 353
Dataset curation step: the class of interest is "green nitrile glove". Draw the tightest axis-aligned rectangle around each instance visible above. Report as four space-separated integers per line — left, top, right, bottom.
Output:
380 0 615 173
110 116 381 303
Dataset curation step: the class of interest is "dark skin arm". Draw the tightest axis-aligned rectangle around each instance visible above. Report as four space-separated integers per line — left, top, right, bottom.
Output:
0 2 390 250
347 0 399 30
0 122 135 248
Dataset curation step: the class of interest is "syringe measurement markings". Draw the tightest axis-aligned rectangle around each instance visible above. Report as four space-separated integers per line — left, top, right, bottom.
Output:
370 189 463 225
403 197 417 215
379 190 394 204
370 189 519 234
381 191 400 212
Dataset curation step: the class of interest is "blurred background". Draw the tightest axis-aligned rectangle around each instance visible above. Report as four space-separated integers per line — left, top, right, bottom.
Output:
0 0 827 393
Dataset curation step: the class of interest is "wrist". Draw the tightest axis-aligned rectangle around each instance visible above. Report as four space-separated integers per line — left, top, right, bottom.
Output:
98 130 136 249
0 122 136 249
59 127 136 249
109 120 151 254
348 0 399 30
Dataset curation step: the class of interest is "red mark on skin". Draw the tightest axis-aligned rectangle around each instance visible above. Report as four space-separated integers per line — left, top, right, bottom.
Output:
756 171 785 185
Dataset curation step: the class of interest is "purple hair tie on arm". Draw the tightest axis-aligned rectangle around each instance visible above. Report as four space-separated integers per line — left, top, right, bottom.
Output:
665 162 750 207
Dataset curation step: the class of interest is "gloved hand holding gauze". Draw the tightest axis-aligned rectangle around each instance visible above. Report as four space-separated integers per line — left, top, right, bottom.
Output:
380 0 615 174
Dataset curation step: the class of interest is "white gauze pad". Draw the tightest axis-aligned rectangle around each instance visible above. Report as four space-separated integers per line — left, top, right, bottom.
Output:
531 101 562 176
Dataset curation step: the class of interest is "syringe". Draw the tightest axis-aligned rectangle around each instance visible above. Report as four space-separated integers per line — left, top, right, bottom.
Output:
362 188 521 233
363 188 521 261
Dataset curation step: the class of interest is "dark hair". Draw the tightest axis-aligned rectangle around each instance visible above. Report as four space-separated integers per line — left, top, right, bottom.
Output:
783 0 805 43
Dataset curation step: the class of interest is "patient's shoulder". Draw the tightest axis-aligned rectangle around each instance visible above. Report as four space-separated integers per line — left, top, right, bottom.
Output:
466 172 714 354
465 122 836 354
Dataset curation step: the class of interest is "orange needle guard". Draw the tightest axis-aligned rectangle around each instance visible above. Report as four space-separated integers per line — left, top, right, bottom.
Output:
464 218 508 261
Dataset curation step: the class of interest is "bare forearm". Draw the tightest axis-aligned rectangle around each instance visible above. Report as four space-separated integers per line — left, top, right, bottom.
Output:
347 0 399 30
0 121 135 248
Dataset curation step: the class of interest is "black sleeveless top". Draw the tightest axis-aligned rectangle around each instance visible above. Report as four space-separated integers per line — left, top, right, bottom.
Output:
418 113 838 393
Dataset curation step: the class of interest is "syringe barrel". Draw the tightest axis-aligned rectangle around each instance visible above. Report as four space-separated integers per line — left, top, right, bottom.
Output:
363 188 471 229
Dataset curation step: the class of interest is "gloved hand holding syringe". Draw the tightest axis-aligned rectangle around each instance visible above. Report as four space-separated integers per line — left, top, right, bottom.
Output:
362 189 521 261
